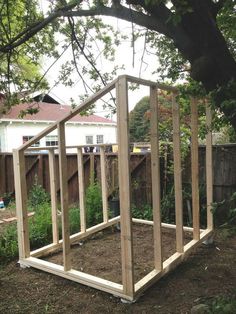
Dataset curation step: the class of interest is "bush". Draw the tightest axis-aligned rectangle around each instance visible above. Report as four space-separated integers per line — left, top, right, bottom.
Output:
69 205 80 234
28 177 50 210
132 204 153 220
0 224 18 263
86 181 103 227
209 296 236 313
29 202 53 249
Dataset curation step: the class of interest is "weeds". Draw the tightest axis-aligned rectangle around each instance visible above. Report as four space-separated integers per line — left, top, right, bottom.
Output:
86 181 103 227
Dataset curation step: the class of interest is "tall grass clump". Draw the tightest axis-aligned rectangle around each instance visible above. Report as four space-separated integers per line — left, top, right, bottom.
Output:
86 181 103 227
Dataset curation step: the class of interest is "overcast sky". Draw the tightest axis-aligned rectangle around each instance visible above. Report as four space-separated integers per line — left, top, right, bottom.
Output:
39 1 159 118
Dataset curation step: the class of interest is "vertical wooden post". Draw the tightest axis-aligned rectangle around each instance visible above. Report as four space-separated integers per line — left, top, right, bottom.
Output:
172 92 184 253
206 101 213 230
191 98 200 240
150 86 162 271
38 154 44 186
90 154 95 184
100 147 108 223
58 122 71 271
13 149 30 259
77 147 86 233
116 76 134 298
48 149 59 244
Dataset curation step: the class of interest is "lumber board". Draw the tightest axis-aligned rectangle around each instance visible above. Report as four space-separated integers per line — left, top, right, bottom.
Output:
132 218 205 232
58 122 71 271
191 98 200 240
100 147 109 222
21 257 134 300
206 103 214 230
125 75 178 92
150 86 162 271
116 76 134 298
13 150 30 259
77 148 86 232
48 149 59 244
172 93 184 253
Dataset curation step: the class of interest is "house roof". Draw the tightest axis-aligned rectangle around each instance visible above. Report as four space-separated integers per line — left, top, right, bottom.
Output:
1 102 115 124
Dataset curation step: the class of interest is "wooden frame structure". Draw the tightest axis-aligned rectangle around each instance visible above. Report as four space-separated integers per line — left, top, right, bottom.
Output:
13 75 213 302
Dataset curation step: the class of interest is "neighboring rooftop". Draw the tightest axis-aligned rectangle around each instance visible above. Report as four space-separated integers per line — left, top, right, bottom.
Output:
1 102 115 124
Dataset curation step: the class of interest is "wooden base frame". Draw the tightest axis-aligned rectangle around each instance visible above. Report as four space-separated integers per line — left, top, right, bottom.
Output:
13 75 214 302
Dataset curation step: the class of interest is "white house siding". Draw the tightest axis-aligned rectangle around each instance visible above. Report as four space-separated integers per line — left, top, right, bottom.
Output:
0 120 117 152
0 123 7 152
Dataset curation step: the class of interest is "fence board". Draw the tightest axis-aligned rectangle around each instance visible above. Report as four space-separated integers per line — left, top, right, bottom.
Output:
1 145 236 215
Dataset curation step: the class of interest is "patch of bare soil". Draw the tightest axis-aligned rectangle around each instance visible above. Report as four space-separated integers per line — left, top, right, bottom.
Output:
0 226 236 314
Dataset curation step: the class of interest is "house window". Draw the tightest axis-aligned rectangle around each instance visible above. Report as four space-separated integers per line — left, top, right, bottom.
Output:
96 135 104 144
46 135 58 146
22 136 40 147
85 135 93 145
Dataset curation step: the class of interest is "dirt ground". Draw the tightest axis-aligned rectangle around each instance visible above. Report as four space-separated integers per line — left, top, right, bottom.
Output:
0 224 236 314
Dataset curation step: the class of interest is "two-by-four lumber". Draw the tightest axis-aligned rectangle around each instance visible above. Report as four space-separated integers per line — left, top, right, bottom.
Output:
172 92 184 253
206 101 213 230
191 98 200 240
150 86 163 271
77 148 86 233
13 149 30 259
48 149 59 244
58 122 71 271
90 154 95 184
116 76 134 298
100 147 109 223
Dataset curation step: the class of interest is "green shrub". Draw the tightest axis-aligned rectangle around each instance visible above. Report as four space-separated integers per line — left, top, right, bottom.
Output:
69 205 80 234
132 204 153 220
28 177 50 210
209 296 236 313
86 181 103 227
0 224 18 263
29 202 53 248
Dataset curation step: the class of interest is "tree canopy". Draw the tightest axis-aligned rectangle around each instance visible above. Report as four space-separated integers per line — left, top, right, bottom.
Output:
0 0 235 127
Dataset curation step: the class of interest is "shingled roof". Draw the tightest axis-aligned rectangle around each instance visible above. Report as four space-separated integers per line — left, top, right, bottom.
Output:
1 102 115 124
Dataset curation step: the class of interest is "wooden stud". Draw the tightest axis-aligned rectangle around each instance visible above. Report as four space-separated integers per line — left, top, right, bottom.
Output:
172 93 184 253
206 101 214 230
48 149 59 243
116 76 134 298
90 154 95 184
58 122 71 271
150 86 162 271
100 147 109 223
13 149 30 259
191 98 200 240
77 147 86 233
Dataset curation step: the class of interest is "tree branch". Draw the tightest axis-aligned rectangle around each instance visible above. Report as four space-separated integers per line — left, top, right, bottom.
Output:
0 0 81 53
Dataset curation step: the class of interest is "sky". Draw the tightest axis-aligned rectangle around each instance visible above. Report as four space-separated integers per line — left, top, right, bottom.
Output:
39 1 160 118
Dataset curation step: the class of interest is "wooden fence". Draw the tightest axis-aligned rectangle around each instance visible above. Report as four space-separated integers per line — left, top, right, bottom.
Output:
1 144 236 208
